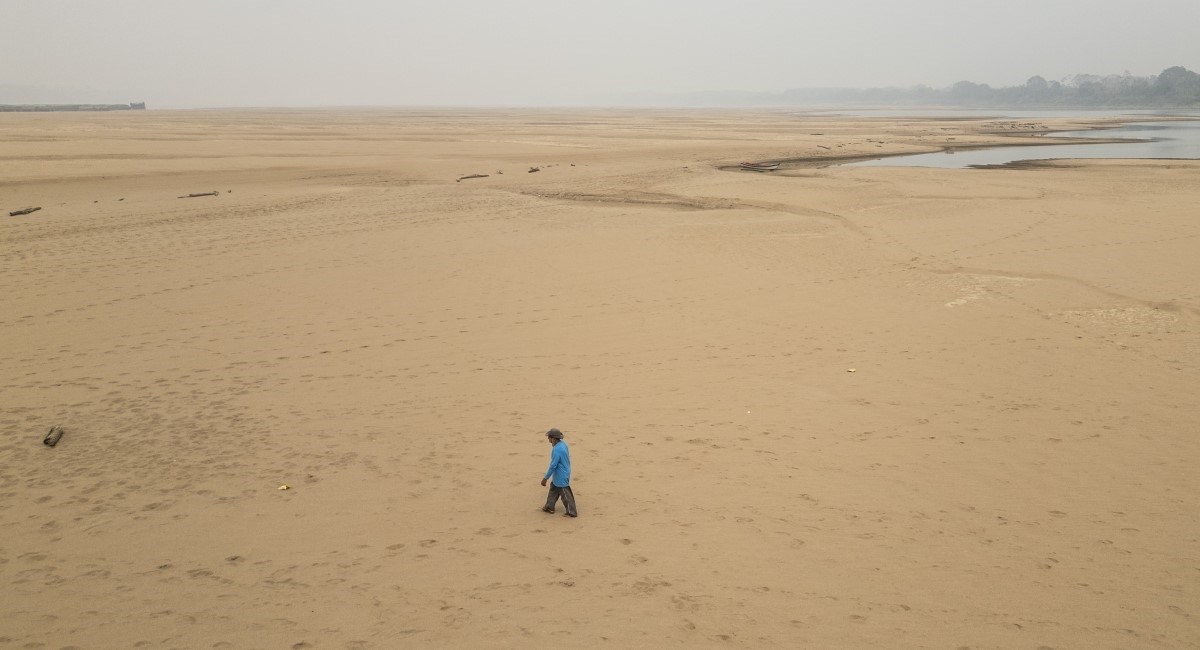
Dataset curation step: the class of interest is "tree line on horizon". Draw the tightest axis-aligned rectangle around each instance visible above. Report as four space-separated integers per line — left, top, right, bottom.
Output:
782 65 1200 107
660 66 1200 108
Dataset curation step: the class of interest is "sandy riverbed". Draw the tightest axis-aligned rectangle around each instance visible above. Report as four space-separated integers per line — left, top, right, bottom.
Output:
1 109 1197 648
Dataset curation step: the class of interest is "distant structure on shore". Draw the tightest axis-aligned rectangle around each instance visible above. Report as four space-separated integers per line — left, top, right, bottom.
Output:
0 102 146 113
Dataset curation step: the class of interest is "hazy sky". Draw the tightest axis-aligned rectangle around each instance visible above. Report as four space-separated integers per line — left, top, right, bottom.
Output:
3 0 1197 107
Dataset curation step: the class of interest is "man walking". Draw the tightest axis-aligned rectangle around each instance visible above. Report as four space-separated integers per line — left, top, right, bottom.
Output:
541 428 578 517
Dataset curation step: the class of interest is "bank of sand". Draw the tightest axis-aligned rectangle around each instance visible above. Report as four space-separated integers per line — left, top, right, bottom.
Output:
1 109 1198 648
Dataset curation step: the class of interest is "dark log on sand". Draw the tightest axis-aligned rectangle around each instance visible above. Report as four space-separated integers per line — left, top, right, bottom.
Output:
456 174 489 182
739 162 780 172
9 206 41 216
43 426 65 447
178 191 219 198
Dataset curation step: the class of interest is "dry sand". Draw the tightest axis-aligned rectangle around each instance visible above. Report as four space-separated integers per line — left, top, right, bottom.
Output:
1 109 1198 649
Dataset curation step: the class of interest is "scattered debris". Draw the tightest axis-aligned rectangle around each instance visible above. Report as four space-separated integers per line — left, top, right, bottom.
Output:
43 425 65 447
456 174 489 182
9 206 41 216
178 191 219 199
528 166 540 173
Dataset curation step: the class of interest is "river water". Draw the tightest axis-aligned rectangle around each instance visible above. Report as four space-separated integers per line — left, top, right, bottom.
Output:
843 113 1200 169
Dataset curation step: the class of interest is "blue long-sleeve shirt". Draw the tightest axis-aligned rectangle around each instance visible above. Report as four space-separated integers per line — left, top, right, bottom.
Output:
544 441 571 487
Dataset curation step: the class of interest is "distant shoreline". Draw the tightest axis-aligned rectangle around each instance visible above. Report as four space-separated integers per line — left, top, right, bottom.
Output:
0 102 145 113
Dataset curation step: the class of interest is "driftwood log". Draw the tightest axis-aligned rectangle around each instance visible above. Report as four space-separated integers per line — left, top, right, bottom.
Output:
9 206 41 216
456 174 489 182
43 426 65 447
739 162 780 172
178 191 219 198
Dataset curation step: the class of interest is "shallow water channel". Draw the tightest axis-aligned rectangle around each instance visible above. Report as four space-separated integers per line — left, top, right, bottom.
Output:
848 119 1200 169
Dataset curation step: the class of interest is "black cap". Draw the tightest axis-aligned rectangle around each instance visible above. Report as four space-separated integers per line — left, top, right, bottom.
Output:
546 428 563 439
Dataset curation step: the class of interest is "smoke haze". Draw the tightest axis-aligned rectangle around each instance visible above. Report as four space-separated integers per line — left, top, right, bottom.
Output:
3 0 1197 107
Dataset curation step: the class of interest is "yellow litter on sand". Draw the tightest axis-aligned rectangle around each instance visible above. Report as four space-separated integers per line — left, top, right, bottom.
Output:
278 484 290 490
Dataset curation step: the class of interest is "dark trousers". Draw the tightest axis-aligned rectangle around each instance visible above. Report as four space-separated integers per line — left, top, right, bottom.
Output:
543 484 578 517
